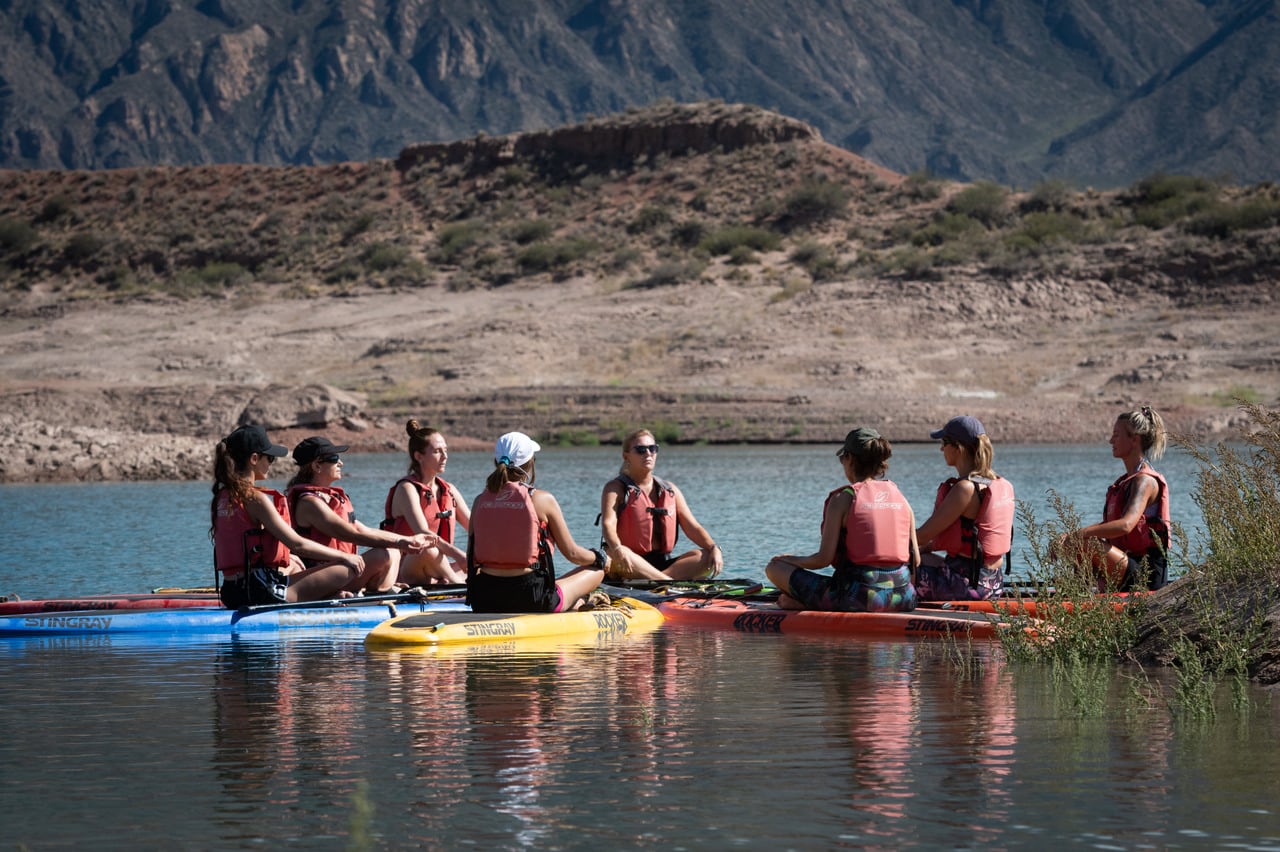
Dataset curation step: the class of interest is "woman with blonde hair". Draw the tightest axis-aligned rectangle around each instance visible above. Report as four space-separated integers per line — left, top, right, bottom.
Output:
384 419 470 585
914 416 1015 600
1055 406 1171 591
598 428 723 581
467 432 606 613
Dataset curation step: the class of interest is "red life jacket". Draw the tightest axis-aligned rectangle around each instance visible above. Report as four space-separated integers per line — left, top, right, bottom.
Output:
470 482 552 570
382 475 456 542
287 484 358 555
612 474 679 556
824 479 913 567
1104 464 1171 557
213 487 292 576
926 475 1015 562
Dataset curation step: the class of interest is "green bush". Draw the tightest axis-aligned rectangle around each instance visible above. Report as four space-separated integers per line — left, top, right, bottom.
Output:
36 195 73 224
509 219 554 245
63 232 105 265
1125 173 1219 229
946 181 1010 227
0 217 36 254
698 225 782 256
912 212 983 247
1184 198 1280 239
902 170 942 201
1020 179 1073 213
515 238 598 273
789 241 840 280
779 178 850 228
630 259 706 289
362 242 409 272
672 220 707 248
436 220 486 262
627 205 671 234
1012 211 1086 247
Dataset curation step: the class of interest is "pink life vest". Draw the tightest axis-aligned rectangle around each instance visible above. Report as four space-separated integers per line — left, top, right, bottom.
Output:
1104 464 1170 557
471 481 551 570
926 475 1015 562
383 476 456 542
613 475 678 556
824 479 913 567
287 484 358 555
213 487 292 576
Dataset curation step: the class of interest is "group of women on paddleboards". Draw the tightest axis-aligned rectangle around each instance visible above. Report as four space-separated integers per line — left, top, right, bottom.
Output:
210 405 1172 613
766 407 1171 614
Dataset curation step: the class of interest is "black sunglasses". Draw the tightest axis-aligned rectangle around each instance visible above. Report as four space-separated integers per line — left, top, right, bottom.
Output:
632 444 660 455
318 455 342 464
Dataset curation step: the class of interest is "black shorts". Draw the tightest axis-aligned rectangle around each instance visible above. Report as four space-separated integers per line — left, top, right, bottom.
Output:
642 551 678 572
219 566 289 608
469 570 560 613
1121 548 1168 591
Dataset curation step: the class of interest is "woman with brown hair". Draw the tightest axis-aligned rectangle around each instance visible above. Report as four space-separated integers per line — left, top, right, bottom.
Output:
384 419 470 585
210 424 388 607
766 427 919 612
467 431 606 613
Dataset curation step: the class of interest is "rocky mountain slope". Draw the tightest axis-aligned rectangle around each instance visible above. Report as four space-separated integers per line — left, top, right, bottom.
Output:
2 102 1278 483
1 0 1277 186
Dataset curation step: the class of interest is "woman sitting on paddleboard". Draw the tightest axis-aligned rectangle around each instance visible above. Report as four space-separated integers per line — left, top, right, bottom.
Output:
211 424 389 607
1053 406 1172 592
383 420 471 585
766 427 919 612
287 435 431 591
914 415 1015 601
467 431 607 613
598 428 723 581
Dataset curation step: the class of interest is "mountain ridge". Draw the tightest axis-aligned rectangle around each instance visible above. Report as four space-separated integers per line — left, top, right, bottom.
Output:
2 0 1276 186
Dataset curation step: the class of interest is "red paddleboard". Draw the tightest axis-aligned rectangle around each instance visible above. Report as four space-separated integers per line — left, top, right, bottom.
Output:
658 597 1008 640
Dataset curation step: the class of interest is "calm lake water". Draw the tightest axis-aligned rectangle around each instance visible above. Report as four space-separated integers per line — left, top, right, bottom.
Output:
3 444 1278 849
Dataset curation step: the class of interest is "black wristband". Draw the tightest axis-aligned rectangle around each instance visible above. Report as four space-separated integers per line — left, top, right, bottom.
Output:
590 548 606 571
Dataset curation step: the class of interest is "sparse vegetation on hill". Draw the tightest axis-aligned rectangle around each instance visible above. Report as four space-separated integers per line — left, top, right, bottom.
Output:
2 103 1278 315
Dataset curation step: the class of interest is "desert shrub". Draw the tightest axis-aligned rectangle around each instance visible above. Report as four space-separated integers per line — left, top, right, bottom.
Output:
627 205 671 234
63 232 105 265
879 246 937 278
509 219 554 245
778 178 850 229
362 242 409 272
698 225 782 256
789 241 840 280
436 220 486 262
0 217 36 254
912 212 984 246
1125 173 1218 229
946 181 1010 227
672 220 707 248
1183 198 1280 238
36 195 73 224
629 259 706 289
343 213 376 239
902 170 942 201
515 238 598 273
1020 179 1073 213
1011 211 1086 247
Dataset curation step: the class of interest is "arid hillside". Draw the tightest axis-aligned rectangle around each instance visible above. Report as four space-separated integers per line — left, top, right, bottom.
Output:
1 102 1278 482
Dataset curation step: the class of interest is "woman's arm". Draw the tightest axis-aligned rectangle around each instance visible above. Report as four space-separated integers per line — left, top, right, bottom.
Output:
672 484 723 572
536 490 604 568
1075 475 1160 541
246 491 362 569
915 479 976 549
769 490 849 570
296 494 430 554
450 483 471 531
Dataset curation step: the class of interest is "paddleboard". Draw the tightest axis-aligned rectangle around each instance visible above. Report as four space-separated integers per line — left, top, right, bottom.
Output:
658 597 1006 639
364 597 662 648
0 592 219 615
0 594 468 637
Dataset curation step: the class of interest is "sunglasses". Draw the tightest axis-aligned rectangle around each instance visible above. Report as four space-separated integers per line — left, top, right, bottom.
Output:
632 444 660 455
318 455 342 464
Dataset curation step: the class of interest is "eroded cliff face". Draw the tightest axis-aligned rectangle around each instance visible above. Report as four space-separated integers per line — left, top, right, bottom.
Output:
396 101 821 174
2 0 1277 185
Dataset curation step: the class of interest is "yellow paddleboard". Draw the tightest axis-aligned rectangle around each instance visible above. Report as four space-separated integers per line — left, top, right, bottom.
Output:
364 596 662 648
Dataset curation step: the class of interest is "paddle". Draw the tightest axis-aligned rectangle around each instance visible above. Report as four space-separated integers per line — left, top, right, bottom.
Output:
239 584 468 614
